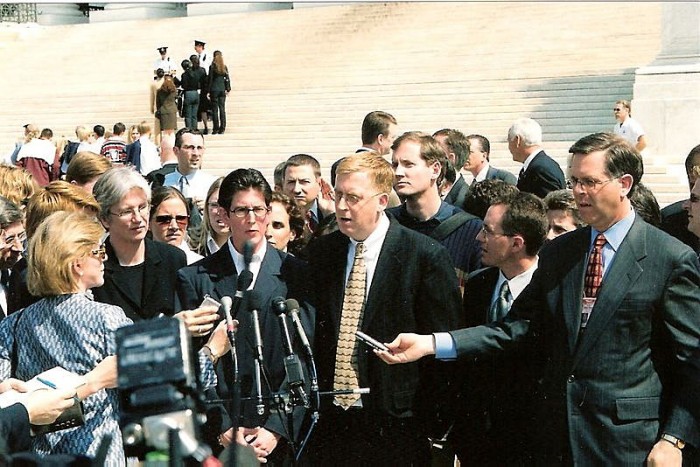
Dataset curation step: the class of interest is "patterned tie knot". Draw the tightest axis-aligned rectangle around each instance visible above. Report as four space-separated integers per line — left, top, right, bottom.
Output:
354 242 365 259
594 233 606 249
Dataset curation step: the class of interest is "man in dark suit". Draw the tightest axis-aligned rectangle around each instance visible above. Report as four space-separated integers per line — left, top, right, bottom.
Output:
661 143 700 251
380 133 700 465
451 191 547 465
509 118 565 198
306 152 462 465
176 168 313 464
466 134 517 185
433 128 470 210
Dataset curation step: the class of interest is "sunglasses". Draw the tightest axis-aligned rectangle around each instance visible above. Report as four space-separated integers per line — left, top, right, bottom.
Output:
90 245 107 261
155 214 189 226
613 108 622 111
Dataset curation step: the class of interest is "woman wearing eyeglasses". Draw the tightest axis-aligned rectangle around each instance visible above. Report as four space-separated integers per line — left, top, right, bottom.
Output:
149 186 203 265
92 167 189 322
0 211 132 464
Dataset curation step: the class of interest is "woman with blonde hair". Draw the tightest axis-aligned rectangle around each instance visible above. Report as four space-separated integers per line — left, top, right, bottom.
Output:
0 164 39 210
0 211 132 464
195 177 230 256
208 50 231 135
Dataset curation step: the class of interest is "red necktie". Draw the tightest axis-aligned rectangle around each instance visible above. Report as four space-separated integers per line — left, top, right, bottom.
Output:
584 233 606 298
305 210 318 234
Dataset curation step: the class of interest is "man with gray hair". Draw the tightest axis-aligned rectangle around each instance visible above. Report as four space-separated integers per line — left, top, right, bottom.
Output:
508 117 565 198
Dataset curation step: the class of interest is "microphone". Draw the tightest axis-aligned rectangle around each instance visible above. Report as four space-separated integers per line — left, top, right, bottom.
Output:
231 270 253 319
285 299 312 356
220 296 234 334
243 240 254 270
247 290 265 416
272 297 309 408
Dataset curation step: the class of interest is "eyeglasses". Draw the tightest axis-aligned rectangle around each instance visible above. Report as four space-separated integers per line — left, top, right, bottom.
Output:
613 108 622 112
479 225 511 239
566 176 617 191
3 231 27 246
155 214 189 226
230 206 270 218
335 192 383 208
110 204 150 219
90 245 107 261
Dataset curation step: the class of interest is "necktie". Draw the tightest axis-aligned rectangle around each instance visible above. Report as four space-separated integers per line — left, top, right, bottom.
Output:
305 210 318 234
489 280 511 322
333 242 366 409
179 175 190 198
584 233 606 298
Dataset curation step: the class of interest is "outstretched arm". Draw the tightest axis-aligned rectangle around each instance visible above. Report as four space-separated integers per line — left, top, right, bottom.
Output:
375 333 436 364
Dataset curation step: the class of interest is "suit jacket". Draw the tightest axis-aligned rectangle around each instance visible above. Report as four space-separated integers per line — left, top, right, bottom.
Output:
661 199 699 252
451 218 700 464
125 140 141 172
308 217 462 428
92 237 187 322
176 243 314 443
452 267 536 465
516 150 566 198
443 174 469 210
485 165 517 185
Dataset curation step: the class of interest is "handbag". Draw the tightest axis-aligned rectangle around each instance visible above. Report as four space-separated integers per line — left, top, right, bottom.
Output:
10 311 86 435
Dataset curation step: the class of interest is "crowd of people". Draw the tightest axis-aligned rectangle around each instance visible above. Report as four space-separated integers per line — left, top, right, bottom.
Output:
0 104 698 467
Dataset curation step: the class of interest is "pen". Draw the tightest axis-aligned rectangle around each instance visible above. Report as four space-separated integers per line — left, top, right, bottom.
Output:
36 377 57 389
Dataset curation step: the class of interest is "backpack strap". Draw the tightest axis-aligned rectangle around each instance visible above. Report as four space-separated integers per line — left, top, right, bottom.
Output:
429 211 478 241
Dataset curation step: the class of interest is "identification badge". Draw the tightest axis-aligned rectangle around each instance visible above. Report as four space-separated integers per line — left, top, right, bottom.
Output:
581 297 596 328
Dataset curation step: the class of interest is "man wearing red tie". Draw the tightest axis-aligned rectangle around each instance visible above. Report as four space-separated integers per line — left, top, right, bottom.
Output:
380 133 700 466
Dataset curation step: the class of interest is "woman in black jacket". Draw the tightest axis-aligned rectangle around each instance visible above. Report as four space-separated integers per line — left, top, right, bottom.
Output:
207 50 231 135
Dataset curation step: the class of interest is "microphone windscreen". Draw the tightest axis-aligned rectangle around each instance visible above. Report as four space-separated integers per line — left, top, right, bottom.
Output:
237 270 254 290
247 290 263 311
220 296 233 310
285 298 300 313
243 241 254 266
271 296 287 314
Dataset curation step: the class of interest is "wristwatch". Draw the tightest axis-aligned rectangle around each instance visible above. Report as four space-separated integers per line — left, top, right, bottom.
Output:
660 433 686 450
202 344 220 364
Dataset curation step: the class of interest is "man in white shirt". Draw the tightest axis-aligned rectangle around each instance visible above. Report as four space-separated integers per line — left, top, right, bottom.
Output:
163 128 216 212
613 99 647 152
465 134 517 185
194 40 211 71
153 46 175 77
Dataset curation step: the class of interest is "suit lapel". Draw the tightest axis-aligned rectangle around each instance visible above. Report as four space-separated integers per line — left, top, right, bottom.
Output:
209 247 238 301
142 239 164 309
253 247 285 301
361 222 401 331
328 235 351 334
562 230 590 353
571 220 646 368
103 239 141 311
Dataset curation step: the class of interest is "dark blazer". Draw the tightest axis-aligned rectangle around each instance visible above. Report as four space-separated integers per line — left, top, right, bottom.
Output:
176 244 314 444
92 237 186 322
0 403 30 455
443 174 469 210
451 218 700 464
516 150 566 198
308 218 463 423
451 267 536 465
661 199 699 251
485 165 517 185
125 140 141 172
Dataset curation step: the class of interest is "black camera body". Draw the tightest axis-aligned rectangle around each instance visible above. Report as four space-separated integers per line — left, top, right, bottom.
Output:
116 317 208 460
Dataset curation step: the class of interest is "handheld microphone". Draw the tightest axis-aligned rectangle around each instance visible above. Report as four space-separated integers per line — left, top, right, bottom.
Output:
285 299 312 356
272 297 309 408
243 240 254 270
220 296 234 333
231 270 253 319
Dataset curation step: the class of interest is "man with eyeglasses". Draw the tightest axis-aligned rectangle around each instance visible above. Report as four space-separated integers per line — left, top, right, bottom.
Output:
176 168 314 464
509 117 566 198
379 132 700 466
305 152 462 465
388 131 482 290
164 127 217 215
450 191 548 465
0 196 24 319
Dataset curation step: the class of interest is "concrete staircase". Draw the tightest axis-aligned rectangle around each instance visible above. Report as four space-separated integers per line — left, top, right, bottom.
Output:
1 2 682 204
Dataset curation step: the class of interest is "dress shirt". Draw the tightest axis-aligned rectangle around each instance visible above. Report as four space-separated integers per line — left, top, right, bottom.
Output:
490 259 539 308
228 239 267 289
521 151 540 173
137 136 160 175
466 163 491 184
164 169 217 202
344 213 390 298
590 208 635 278
206 234 223 255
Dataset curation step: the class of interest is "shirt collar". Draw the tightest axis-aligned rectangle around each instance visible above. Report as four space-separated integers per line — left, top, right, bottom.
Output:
591 208 636 252
496 258 539 301
228 239 266 276
475 163 490 182
522 151 540 171
349 212 390 252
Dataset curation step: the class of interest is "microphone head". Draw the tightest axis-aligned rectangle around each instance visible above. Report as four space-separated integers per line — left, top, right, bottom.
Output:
237 270 254 291
271 296 287 315
243 241 254 267
220 296 233 311
285 298 300 313
247 290 263 311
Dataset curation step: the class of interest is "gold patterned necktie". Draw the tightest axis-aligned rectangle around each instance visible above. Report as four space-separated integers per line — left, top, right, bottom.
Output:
333 242 366 409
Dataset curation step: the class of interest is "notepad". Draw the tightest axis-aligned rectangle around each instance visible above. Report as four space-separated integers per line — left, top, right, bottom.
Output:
0 366 87 408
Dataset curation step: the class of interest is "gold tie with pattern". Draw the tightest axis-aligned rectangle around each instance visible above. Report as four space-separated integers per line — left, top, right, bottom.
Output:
333 242 366 409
